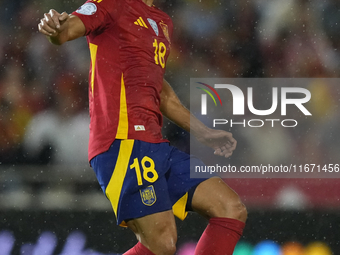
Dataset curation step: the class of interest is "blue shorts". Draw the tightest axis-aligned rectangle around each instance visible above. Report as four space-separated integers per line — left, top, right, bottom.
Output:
90 139 207 226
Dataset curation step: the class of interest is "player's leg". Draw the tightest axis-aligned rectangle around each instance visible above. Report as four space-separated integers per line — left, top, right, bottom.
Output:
164 147 246 254
163 146 246 254
191 177 247 255
191 177 247 221
91 140 180 255
124 210 177 255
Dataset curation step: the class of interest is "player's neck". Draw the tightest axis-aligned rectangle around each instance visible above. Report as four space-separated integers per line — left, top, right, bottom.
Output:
142 0 154 7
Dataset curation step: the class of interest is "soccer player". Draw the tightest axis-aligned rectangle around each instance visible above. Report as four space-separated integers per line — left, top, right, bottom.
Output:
38 0 247 254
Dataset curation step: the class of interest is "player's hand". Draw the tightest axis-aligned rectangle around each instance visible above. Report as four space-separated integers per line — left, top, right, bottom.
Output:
38 9 69 37
198 129 237 158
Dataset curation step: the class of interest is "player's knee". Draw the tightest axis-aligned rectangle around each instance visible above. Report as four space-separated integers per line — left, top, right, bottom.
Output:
210 196 247 223
152 228 177 255
158 239 177 255
142 222 177 255
228 199 247 223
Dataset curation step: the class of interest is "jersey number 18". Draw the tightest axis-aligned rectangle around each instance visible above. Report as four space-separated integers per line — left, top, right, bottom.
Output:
153 39 166 68
130 156 159 185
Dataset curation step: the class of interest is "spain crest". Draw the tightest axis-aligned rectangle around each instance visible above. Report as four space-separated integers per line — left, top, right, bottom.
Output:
147 18 159 36
160 21 171 44
140 185 157 206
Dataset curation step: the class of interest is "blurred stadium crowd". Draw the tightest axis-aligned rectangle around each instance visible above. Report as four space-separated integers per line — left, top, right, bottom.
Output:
0 0 339 167
1 0 340 254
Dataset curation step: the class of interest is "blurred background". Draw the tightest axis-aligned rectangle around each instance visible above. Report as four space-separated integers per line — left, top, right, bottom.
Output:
0 0 340 254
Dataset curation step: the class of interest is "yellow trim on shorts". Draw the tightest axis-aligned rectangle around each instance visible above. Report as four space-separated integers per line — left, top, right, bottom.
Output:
120 192 189 227
172 192 188 220
105 140 135 218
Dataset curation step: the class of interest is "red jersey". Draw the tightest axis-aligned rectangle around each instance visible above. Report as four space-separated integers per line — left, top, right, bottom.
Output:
72 0 173 161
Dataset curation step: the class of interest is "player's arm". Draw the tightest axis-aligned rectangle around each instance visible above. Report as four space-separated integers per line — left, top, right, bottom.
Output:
38 9 86 45
160 79 237 158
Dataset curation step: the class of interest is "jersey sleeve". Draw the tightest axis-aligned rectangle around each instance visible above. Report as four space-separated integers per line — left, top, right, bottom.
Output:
72 0 121 35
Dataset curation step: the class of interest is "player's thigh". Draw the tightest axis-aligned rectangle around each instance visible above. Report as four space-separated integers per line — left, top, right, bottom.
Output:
91 140 175 226
191 177 247 222
126 210 177 253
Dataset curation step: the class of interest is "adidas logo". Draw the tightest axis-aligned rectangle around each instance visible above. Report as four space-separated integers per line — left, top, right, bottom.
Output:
134 17 148 28
134 125 146 131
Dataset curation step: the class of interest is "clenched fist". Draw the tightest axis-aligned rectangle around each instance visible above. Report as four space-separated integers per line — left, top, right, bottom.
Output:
38 9 69 44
